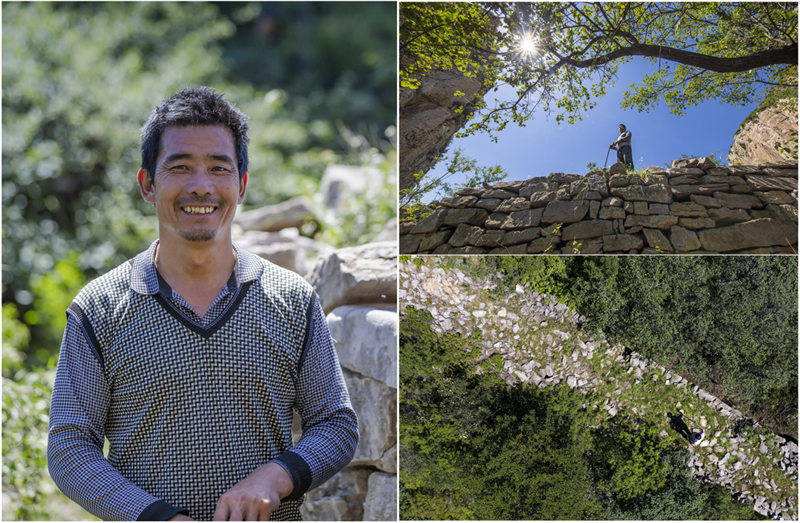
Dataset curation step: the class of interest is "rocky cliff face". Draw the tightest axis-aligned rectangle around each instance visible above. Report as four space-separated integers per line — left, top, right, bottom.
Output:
729 98 798 165
399 21 495 193
399 69 487 192
400 259 799 521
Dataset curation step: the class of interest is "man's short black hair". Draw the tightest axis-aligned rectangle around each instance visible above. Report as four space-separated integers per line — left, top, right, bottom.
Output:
619 123 627 130
140 86 249 180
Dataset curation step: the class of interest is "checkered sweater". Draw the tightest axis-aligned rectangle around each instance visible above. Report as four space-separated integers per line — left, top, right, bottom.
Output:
48 242 358 521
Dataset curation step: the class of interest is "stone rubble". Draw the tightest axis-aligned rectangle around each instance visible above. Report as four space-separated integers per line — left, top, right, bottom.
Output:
400 158 798 254
400 259 798 520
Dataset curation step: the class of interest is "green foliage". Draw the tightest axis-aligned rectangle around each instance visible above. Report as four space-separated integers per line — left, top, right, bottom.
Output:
401 2 797 138
486 256 571 299
3 1 395 361
400 3 501 90
592 417 669 501
603 449 768 520
400 148 506 218
3 367 96 521
507 256 798 437
216 3 396 143
400 308 766 519
2 304 30 378
24 253 88 367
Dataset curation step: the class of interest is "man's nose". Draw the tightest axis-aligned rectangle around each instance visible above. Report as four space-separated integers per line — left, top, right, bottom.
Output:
187 168 214 195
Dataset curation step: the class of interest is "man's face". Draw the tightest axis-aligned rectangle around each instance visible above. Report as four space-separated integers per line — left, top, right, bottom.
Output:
138 125 247 243
619 125 625 133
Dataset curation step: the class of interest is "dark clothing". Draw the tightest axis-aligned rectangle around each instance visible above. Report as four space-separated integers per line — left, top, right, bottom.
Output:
617 144 634 169
668 412 692 441
48 240 358 521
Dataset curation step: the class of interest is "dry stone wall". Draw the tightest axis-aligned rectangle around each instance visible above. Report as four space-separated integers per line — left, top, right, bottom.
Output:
400 158 798 254
399 259 798 520
304 242 397 521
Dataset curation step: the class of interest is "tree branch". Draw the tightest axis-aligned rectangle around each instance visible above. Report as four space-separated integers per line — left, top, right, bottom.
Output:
558 42 797 73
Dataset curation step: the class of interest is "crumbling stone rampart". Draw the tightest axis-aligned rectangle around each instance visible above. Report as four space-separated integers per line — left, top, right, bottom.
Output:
400 259 798 520
400 158 798 254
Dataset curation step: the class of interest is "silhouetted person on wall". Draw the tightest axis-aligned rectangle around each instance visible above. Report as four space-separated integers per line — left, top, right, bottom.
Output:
610 123 634 170
668 411 692 441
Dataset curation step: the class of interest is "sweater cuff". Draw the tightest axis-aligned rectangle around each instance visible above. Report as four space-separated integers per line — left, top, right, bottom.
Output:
271 451 312 501
137 500 187 521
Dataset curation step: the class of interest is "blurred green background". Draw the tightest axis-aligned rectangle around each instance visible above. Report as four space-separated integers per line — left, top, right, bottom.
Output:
2 2 396 519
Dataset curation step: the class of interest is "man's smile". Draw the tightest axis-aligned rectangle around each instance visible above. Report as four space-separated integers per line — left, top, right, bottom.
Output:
182 205 217 215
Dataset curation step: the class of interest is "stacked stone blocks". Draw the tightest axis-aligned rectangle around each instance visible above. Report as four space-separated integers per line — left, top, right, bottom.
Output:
400 158 798 254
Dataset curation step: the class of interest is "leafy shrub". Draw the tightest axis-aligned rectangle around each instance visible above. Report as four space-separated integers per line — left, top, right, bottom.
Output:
2 367 95 521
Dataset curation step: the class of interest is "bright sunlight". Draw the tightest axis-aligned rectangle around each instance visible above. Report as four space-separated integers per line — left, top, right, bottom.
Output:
516 31 539 60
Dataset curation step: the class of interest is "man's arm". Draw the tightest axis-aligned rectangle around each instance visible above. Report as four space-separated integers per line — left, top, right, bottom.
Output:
213 294 359 520
279 294 359 492
48 312 188 521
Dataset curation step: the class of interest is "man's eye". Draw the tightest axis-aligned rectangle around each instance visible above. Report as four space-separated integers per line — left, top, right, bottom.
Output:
212 166 232 173
171 165 190 172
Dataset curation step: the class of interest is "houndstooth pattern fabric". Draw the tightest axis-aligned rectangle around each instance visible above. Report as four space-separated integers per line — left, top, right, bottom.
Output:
48 241 358 521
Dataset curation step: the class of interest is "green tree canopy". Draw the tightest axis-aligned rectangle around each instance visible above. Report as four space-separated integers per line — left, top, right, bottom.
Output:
401 2 797 136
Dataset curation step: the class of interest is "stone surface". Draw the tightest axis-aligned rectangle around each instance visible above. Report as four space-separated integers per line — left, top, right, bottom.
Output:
419 230 451 252
624 214 679 229
400 158 797 254
449 223 484 247
713 192 765 209
300 467 371 521
698 218 797 252
308 242 396 313
746 175 798 192
603 234 644 252
236 229 330 276
541 200 590 223
679 217 716 229
562 220 614 240
643 228 673 251
670 202 708 217
444 207 489 226
495 196 530 213
362 472 398 521
236 195 317 232
598 206 626 220
501 208 544 230
327 305 397 388
709 207 752 225
729 97 798 165
399 45 492 192
610 184 673 203
345 370 396 471
671 226 702 252
410 209 447 234
503 227 540 246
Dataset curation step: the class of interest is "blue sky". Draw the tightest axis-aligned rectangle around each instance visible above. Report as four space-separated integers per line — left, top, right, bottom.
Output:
422 57 761 200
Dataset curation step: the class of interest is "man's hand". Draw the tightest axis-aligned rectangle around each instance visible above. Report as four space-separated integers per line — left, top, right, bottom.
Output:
212 463 294 521
168 514 194 521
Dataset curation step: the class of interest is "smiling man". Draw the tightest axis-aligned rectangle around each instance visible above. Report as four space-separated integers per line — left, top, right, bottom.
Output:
47 87 358 521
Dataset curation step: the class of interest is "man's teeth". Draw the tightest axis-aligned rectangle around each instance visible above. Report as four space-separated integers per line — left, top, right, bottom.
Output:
184 206 214 214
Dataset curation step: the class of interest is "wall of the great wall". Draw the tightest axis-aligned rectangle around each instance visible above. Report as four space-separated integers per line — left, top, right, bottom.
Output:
400 158 798 254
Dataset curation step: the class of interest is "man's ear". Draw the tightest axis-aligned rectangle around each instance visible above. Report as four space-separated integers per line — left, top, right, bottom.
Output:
138 169 155 203
238 172 248 205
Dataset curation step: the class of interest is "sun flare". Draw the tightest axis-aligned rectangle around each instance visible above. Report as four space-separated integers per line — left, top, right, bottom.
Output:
516 32 539 59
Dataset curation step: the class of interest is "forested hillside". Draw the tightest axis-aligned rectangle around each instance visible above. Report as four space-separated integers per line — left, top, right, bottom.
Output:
401 308 768 520
400 256 797 520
